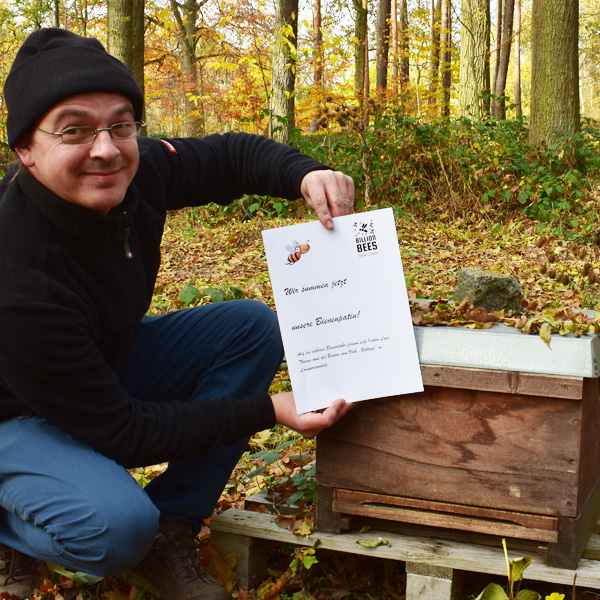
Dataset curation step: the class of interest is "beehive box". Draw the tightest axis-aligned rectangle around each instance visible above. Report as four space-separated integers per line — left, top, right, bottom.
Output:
316 323 600 569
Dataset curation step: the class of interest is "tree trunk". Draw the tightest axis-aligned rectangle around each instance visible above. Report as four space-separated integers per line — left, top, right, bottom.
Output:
428 0 441 106
354 0 368 100
107 0 145 123
375 0 391 93
529 0 579 145
53 0 60 27
492 0 502 99
107 0 134 73
132 0 145 125
492 0 514 119
399 0 409 90
514 0 522 117
310 0 323 134
390 0 398 97
270 0 298 144
440 0 451 117
313 0 323 91
458 0 490 120
364 0 370 101
169 0 204 137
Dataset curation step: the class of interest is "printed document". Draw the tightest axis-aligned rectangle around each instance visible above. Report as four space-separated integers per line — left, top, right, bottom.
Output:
262 208 423 413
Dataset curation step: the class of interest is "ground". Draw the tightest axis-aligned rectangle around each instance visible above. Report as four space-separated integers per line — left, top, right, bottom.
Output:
148 208 600 600
10 207 600 600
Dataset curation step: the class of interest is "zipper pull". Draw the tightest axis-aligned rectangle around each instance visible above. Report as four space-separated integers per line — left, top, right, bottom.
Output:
124 224 133 259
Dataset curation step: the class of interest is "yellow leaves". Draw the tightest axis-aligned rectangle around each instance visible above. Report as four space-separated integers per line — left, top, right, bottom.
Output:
207 59 239 72
201 540 237 592
275 513 314 537
508 306 600 346
539 322 552 347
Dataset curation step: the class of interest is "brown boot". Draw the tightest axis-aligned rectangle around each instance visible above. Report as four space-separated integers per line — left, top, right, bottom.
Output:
122 522 229 600
0 543 42 598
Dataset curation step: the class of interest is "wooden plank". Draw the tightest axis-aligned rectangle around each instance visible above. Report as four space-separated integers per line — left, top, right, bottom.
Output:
332 499 557 543
333 490 558 530
210 509 600 587
405 562 460 600
317 391 581 516
577 378 600 510
332 490 558 542
210 530 268 590
420 365 584 400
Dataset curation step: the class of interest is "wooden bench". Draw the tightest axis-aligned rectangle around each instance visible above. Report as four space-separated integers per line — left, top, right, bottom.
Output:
210 507 600 599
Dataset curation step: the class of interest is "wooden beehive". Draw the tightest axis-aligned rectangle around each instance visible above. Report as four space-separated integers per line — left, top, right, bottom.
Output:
316 323 600 569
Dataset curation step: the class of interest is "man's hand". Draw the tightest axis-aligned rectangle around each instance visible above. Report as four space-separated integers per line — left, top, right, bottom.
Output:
300 170 355 230
271 392 353 438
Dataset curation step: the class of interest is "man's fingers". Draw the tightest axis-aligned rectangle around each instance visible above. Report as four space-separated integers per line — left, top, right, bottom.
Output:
300 170 355 229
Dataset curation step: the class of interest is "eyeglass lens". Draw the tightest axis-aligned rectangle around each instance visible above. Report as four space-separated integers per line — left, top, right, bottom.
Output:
61 122 143 144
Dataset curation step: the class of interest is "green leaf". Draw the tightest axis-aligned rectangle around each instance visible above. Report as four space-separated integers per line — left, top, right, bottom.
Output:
515 590 541 600
179 284 203 306
286 489 305 506
474 583 509 600
302 548 318 569
244 465 266 479
249 450 282 464
510 555 532 582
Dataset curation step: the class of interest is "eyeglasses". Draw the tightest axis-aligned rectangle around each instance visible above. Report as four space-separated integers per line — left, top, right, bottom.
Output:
36 121 146 145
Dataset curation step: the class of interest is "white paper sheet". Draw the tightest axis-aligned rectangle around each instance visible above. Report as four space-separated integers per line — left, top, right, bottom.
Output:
262 208 423 413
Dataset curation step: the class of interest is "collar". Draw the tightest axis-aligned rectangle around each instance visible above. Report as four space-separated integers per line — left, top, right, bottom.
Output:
18 168 138 240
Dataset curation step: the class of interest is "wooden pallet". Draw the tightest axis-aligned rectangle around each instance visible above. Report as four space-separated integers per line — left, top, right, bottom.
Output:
210 508 600 600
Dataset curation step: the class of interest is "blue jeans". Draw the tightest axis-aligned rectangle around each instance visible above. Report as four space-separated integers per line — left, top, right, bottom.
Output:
0 300 283 576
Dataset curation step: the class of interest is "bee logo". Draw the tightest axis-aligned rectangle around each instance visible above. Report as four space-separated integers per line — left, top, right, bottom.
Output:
286 241 310 265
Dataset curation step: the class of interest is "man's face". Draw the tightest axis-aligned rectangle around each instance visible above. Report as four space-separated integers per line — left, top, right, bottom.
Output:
15 92 140 215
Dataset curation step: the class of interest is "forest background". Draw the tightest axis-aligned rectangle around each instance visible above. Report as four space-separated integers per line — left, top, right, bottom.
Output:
2 1 600 599
0 0 598 232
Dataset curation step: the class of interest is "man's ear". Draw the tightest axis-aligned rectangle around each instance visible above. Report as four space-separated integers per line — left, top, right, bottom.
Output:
14 139 34 167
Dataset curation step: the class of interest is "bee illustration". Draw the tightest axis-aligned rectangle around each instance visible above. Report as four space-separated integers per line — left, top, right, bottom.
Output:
286 241 310 264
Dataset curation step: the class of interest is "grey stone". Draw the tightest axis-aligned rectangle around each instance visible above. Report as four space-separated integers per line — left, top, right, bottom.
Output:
454 267 522 312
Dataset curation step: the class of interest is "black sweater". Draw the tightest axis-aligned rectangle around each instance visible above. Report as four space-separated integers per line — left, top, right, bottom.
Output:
0 133 328 468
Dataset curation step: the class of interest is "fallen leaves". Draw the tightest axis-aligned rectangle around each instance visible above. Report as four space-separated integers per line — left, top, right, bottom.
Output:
410 298 600 348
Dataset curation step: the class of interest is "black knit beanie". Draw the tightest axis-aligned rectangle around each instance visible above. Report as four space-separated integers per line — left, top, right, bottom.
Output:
4 28 144 150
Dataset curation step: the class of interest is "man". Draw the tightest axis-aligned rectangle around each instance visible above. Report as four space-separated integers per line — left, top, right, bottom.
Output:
0 28 354 600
